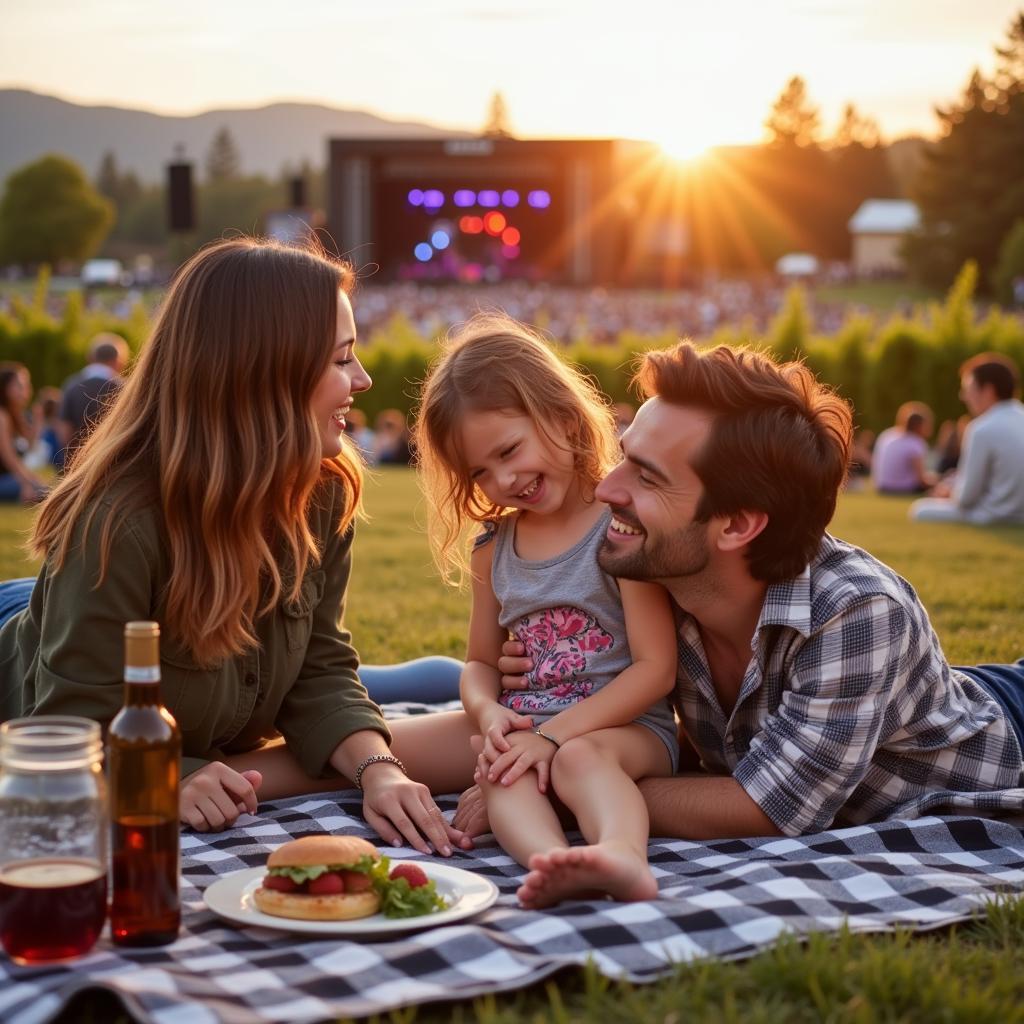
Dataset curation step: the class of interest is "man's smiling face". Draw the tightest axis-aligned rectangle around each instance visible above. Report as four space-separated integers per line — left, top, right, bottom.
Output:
595 398 716 582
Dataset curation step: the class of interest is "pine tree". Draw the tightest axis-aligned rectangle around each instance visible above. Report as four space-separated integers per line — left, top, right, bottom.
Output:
205 127 241 183
907 28 1024 293
483 91 512 138
832 103 881 149
765 76 821 147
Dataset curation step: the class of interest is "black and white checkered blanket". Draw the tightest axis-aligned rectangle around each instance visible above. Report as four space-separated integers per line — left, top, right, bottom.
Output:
2 791 1023 1024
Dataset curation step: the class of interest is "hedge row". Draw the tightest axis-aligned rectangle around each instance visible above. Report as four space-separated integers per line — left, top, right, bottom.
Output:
2 263 1022 434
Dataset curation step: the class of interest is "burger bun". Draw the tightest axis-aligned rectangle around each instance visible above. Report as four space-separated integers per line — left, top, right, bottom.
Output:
252 886 380 921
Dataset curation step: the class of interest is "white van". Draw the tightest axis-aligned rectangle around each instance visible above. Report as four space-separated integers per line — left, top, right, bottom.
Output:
80 259 126 287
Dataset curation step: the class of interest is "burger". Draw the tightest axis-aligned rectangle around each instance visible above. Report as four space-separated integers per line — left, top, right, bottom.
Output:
252 835 383 921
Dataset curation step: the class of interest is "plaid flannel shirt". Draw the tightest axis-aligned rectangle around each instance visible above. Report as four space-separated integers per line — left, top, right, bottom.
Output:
676 534 1024 837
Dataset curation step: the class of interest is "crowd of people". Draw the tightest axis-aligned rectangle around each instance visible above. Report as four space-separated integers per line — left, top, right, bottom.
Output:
1 275 923 346
344 278 868 341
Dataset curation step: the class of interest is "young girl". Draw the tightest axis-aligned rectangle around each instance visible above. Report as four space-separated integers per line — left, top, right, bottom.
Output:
416 315 679 908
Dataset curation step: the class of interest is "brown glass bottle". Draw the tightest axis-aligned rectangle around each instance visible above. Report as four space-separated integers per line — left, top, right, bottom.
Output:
107 621 181 946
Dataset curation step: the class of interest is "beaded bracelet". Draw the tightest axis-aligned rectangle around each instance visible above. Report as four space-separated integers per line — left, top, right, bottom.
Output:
353 753 407 790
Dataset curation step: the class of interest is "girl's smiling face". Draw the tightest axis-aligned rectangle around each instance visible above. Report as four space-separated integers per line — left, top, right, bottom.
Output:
458 408 578 515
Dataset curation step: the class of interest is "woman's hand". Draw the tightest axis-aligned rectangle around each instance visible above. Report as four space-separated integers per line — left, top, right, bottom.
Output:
477 704 534 765
484 730 556 792
359 761 469 856
180 763 262 832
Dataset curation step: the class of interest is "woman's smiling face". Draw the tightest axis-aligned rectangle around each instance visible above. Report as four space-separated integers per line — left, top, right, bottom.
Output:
310 291 372 458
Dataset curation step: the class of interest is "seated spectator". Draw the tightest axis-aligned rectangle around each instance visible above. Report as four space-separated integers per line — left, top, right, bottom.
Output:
373 408 413 466
872 402 937 495
911 353 1024 524
342 407 375 461
58 333 129 460
934 415 968 475
23 386 65 472
845 428 875 490
0 363 47 504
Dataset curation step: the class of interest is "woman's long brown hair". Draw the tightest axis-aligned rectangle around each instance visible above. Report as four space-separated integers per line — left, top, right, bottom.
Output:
32 238 363 666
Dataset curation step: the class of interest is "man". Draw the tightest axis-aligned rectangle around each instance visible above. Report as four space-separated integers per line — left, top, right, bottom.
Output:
911 353 1024 523
58 333 129 457
455 343 1023 903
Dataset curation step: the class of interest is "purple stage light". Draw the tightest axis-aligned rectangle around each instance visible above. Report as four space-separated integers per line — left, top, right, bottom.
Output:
423 189 445 209
407 189 424 206
453 189 476 207
527 190 551 209
477 189 499 207
501 189 519 207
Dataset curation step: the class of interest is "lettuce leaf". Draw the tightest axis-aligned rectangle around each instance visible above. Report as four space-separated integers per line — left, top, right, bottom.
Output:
268 853 382 885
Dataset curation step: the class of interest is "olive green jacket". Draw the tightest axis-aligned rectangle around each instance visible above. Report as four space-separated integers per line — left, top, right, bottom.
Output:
0 477 390 778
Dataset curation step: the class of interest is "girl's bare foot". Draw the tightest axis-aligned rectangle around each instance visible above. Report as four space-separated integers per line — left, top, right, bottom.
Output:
516 842 658 908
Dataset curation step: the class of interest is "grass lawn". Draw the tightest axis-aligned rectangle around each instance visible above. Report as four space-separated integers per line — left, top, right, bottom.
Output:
4 469 1023 1023
812 280 943 313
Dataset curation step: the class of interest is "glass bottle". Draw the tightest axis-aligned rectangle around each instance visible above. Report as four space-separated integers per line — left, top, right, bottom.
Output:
108 620 181 946
0 717 107 964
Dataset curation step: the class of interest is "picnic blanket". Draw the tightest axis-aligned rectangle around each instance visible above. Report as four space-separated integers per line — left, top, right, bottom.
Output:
2 791 1023 1024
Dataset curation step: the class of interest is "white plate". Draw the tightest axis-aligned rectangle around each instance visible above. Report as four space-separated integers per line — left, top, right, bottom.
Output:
202 861 500 936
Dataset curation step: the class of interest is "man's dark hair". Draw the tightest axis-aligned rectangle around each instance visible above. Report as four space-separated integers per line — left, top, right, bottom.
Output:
960 352 1019 402
635 343 853 583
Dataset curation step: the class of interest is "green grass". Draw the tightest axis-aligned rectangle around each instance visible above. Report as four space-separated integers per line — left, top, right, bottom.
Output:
10 470 1024 1024
813 280 943 313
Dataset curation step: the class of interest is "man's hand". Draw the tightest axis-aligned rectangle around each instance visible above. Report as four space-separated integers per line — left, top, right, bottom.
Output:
497 639 533 689
477 704 534 764
484 730 556 792
359 762 470 856
180 763 262 832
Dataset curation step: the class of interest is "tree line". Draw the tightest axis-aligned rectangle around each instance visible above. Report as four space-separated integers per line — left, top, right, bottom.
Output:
0 12 1022 295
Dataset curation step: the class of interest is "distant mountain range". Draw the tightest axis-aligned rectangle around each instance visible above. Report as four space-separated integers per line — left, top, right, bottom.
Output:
0 89 468 184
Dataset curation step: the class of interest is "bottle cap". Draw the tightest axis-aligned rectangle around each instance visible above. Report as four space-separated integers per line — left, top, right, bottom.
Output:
125 621 160 638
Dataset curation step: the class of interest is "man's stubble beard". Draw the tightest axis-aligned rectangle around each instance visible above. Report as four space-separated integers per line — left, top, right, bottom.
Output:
597 521 711 584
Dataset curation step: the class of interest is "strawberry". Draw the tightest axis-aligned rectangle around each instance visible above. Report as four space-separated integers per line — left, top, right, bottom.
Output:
389 863 429 888
307 872 345 895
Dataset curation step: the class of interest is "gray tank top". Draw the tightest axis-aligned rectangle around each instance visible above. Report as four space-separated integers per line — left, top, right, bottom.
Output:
487 508 678 765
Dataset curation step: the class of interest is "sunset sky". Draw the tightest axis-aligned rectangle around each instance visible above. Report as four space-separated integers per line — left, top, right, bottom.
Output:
1 0 1019 153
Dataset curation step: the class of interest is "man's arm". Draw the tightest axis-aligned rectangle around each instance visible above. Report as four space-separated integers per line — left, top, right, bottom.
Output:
639 775 781 840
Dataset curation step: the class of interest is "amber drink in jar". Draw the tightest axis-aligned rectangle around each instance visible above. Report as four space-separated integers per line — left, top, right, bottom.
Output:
0 717 107 964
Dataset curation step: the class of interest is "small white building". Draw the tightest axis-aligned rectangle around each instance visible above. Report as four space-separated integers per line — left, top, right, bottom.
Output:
848 199 920 276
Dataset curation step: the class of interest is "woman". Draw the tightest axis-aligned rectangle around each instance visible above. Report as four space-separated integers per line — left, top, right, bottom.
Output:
872 401 937 495
0 362 48 503
0 238 476 850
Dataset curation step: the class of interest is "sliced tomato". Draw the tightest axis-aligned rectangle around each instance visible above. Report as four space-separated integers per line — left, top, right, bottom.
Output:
263 874 301 892
307 871 346 895
339 870 373 893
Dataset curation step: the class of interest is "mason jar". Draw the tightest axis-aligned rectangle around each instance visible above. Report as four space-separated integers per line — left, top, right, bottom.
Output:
0 717 107 964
